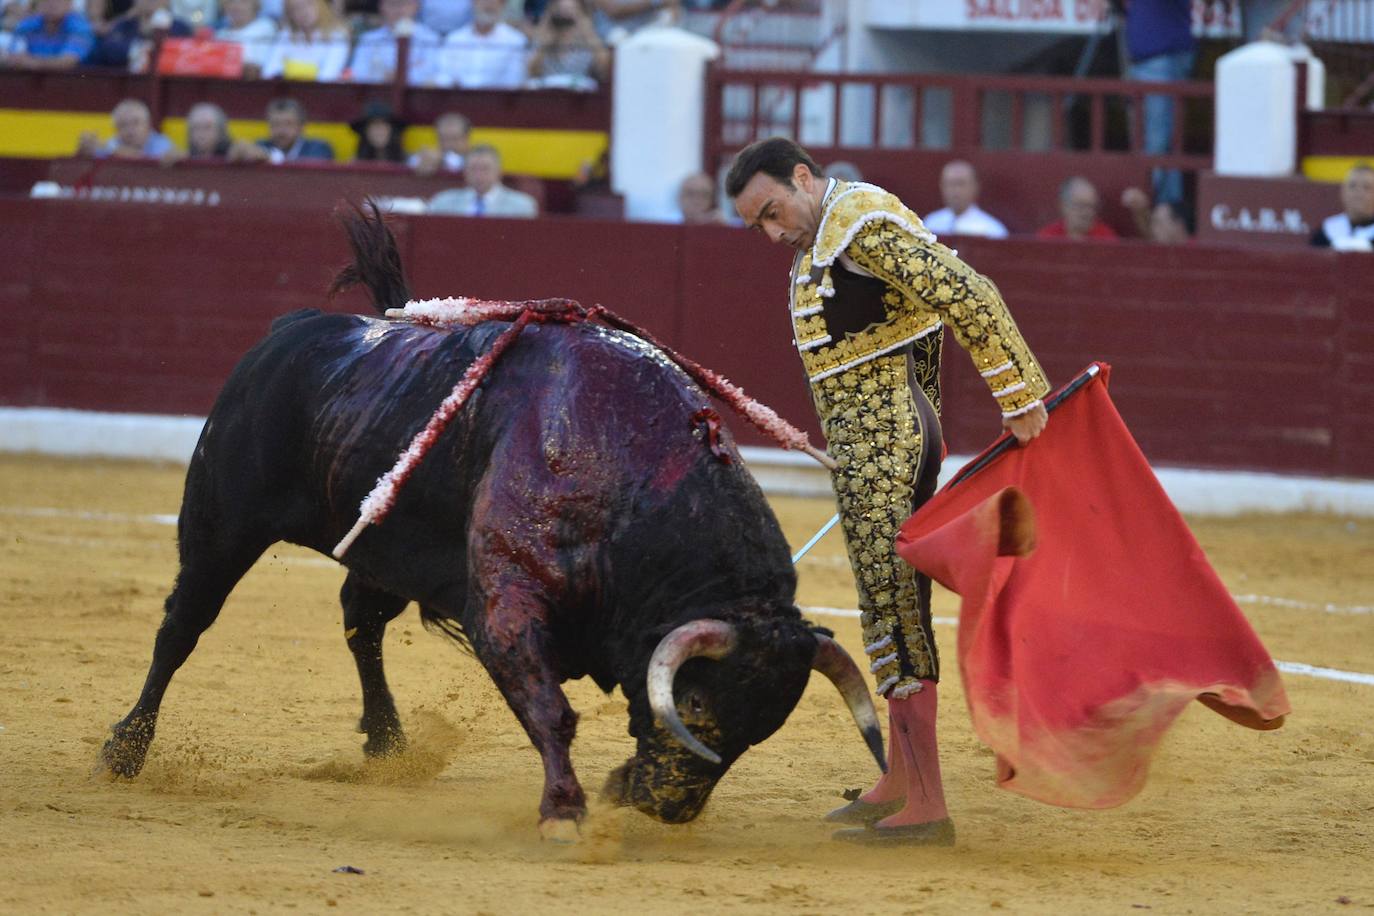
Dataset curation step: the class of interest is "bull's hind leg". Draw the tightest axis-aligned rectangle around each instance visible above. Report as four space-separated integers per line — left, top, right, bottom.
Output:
340 573 409 757
467 575 586 840
102 541 266 777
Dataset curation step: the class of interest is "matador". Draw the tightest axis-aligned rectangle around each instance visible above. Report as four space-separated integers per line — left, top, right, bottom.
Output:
727 138 1050 846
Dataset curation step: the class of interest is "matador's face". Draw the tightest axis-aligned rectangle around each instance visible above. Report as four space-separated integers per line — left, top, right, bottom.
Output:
735 164 825 252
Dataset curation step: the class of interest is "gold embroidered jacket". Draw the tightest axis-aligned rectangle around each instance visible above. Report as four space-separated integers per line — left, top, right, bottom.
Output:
790 181 1049 417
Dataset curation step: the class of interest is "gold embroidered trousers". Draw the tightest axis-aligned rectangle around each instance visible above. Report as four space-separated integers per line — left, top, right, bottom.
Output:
812 334 944 699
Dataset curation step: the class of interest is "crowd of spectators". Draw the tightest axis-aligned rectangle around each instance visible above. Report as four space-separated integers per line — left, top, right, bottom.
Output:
60 86 1272 246
0 0 703 88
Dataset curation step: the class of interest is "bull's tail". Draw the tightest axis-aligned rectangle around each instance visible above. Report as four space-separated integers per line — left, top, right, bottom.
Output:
329 200 412 315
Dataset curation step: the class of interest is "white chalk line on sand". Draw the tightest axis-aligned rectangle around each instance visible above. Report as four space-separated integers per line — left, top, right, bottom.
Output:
1 506 179 526
6 505 1371 686
801 606 1374 687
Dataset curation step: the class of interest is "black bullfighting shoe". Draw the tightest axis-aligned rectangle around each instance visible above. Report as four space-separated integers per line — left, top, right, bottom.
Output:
823 797 904 826
831 817 956 847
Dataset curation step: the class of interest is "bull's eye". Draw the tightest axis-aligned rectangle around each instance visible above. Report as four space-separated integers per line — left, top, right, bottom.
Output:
686 693 705 715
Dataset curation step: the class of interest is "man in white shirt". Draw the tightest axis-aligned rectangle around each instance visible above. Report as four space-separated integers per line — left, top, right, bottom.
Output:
1311 163 1374 252
428 144 538 217
440 0 527 89
350 0 444 86
215 0 276 76
921 160 1009 239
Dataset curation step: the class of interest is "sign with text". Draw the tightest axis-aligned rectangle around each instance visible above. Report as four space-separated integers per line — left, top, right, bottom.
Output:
869 0 1239 35
1196 172 1337 247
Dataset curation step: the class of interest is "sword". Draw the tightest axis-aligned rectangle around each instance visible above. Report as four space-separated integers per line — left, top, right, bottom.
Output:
790 364 1101 565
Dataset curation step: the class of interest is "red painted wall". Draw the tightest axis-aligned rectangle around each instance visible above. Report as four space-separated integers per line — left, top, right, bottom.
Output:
3 198 1372 478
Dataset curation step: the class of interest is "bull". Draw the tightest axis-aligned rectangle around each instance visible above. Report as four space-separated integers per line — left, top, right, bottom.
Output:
101 207 883 837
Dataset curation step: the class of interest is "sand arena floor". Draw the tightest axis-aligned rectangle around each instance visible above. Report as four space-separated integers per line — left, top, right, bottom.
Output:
1 453 1372 914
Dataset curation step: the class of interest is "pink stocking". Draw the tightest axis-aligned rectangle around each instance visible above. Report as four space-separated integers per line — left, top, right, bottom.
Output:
858 705 907 804
874 681 949 827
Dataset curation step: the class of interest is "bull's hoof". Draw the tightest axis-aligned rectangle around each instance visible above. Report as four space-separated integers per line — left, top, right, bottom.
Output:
538 817 581 845
831 817 956 847
824 797 903 826
100 735 149 778
362 730 406 758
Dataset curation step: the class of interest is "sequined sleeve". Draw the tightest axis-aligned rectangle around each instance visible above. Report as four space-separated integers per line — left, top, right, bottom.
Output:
846 220 1049 417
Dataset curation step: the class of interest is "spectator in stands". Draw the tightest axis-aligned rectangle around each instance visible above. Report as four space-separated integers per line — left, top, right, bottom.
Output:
261 0 349 81
215 0 276 77
1037 176 1118 241
429 143 538 216
160 101 233 163
85 0 192 70
527 0 606 89
0 0 21 57
5 0 93 69
76 97 176 158
1121 185 1191 244
409 110 469 175
441 0 526 88
674 171 726 224
591 0 677 43
350 0 443 85
1124 0 1195 207
350 100 407 162
922 159 1009 239
824 160 863 182
418 0 469 36
229 97 335 162
1311 163 1374 251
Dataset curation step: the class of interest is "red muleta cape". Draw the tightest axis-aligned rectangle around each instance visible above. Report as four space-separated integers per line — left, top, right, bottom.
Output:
895 363 1290 809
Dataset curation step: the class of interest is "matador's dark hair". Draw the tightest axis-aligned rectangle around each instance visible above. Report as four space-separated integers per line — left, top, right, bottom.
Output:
724 136 823 199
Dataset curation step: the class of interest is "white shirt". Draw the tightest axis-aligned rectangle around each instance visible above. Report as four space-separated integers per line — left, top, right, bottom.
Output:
429 184 537 217
261 28 350 82
1322 213 1374 252
349 21 443 85
922 204 1009 239
216 16 277 72
440 21 527 89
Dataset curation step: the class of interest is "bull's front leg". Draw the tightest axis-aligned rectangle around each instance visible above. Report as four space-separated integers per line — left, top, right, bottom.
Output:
469 581 586 842
339 573 409 757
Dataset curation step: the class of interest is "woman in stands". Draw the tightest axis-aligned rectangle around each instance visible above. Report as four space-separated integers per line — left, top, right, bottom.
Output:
260 0 348 81
350 101 406 163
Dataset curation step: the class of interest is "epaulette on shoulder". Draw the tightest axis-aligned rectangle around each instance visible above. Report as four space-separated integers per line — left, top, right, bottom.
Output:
811 181 936 267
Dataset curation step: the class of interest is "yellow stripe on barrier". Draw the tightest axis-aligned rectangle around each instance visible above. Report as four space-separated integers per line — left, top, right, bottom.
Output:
1301 155 1374 183
0 108 607 179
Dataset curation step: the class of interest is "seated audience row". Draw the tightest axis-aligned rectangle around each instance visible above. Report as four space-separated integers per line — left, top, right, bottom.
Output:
0 0 643 87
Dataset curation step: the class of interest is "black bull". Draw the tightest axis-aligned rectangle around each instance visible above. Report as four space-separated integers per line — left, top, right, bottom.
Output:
101 209 884 834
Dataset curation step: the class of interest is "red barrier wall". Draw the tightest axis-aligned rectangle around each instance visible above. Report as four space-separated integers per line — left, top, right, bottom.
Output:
3 198 1372 478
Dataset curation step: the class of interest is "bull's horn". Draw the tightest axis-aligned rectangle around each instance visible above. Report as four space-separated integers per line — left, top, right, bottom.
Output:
812 635 887 773
646 619 738 766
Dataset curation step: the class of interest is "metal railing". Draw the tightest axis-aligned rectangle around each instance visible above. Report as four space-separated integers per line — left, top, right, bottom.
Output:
704 67 1215 169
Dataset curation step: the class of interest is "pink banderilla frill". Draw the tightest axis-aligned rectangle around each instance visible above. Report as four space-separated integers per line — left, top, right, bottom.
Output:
333 297 834 559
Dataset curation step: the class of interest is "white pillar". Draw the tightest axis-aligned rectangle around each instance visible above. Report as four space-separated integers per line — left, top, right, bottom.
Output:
1214 41 1298 177
611 27 720 222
